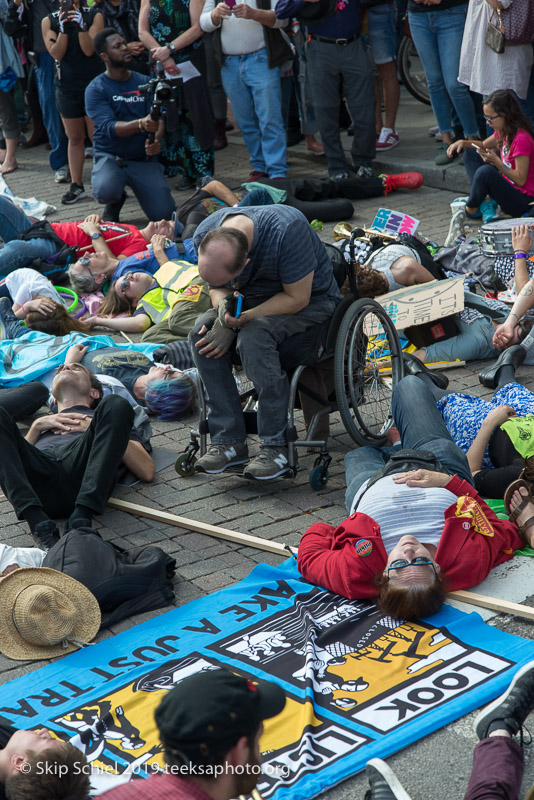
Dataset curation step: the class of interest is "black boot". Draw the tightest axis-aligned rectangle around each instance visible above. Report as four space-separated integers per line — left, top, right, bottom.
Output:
478 346 526 389
402 353 449 390
103 192 127 222
213 118 227 151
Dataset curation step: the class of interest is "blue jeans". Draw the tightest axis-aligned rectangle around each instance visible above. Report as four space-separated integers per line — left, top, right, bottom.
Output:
91 154 175 221
222 49 288 178
408 6 478 137
463 147 534 216
423 314 499 364
0 197 56 276
344 375 473 512
190 298 338 447
34 52 68 172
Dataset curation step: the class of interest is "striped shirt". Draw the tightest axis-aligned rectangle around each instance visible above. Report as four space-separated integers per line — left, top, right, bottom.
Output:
356 476 457 553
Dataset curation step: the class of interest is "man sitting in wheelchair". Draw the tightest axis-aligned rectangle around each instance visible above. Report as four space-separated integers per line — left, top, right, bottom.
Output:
188 205 340 481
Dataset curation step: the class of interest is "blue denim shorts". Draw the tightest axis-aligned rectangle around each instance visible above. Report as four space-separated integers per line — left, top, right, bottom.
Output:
367 2 397 64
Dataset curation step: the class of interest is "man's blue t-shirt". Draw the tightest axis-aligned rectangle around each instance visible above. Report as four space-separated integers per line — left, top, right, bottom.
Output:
193 205 340 304
85 71 152 161
112 241 197 282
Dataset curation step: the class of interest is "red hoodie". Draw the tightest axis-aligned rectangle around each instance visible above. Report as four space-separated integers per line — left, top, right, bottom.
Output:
297 475 523 599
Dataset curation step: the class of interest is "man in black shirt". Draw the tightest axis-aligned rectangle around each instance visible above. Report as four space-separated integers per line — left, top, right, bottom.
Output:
0 362 155 550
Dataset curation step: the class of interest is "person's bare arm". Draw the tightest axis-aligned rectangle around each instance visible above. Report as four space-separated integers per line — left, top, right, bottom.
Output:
226 273 314 327
65 344 89 363
42 15 68 59
209 287 229 309
466 406 516 474
390 257 435 286
233 3 277 25
25 413 91 445
85 314 152 332
138 0 160 49
150 234 171 266
78 8 103 56
122 440 155 481
77 219 123 261
493 281 534 348
203 179 239 207
511 224 533 292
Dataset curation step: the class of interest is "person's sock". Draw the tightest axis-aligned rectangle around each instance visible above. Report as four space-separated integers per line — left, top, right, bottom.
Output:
413 371 449 400
22 505 49 533
495 364 516 389
487 719 517 737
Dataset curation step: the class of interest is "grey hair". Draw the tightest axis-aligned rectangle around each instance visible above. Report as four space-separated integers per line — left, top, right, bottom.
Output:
67 262 99 294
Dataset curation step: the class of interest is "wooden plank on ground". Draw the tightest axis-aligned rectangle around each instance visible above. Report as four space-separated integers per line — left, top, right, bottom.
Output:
107 497 293 556
108 498 534 620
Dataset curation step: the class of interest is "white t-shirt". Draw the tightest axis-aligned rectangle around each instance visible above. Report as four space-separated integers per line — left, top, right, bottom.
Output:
4 268 65 307
354 475 457 553
0 543 45 572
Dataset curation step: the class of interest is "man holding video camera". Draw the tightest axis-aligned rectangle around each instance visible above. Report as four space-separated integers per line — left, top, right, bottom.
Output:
85 27 175 222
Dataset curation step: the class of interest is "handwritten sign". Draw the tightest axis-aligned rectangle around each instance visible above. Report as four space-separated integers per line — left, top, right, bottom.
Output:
367 275 467 333
370 208 420 235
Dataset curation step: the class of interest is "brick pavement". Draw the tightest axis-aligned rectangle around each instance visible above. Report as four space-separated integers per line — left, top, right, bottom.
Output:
2 90 534 800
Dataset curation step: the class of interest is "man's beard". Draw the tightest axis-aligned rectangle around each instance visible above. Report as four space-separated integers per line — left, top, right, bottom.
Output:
233 751 262 797
108 55 130 69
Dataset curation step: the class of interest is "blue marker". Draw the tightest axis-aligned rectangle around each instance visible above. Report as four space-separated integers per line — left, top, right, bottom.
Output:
234 295 243 318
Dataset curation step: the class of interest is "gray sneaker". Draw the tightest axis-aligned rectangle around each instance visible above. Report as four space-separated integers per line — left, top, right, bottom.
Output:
365 759 412 800
54 165 69 184
244 446 291 480
195 442 249 474
474 660 534 740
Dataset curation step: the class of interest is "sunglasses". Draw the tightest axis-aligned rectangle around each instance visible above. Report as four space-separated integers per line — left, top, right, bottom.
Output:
119 272 134 293
79 256 91 267
387 557 436 579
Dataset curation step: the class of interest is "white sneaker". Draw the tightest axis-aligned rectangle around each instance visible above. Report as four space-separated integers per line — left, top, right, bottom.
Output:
54 165 69 184
444 209 466 248
450 196 468 214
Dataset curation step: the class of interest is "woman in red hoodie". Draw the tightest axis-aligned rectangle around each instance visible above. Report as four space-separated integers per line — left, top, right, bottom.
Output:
298 376 528 619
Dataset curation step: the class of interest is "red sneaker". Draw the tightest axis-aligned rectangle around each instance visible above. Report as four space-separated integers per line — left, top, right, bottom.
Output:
380 172 424 196
243 170 268 183
376 128 400 151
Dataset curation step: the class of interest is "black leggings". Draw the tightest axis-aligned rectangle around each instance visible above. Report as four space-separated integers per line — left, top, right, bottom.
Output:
464 147 534 216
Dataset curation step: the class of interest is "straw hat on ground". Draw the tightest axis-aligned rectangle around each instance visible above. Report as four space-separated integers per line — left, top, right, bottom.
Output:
0 567 101 661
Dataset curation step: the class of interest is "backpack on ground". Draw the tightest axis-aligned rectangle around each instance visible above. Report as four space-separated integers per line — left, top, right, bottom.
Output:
43 529 177 627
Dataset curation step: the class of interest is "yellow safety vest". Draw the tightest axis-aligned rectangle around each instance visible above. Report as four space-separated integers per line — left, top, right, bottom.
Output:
138 261 202 324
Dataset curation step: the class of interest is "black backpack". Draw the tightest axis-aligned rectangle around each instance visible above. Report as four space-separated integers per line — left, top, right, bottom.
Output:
43 530 176 627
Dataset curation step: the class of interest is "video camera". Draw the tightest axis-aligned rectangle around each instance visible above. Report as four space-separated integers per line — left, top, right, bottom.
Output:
139 61 182 141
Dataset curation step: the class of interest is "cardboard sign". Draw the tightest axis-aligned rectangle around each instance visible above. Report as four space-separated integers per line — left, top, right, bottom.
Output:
370 208 420 235
371 275 466 332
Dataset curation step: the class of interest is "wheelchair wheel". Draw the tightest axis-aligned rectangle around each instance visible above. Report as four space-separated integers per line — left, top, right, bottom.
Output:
397 35 431 106
175 452 196 477
334 297 403 447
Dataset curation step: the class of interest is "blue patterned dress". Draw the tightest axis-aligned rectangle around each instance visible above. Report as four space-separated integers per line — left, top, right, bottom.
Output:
437 382 534 469
149 0 215 180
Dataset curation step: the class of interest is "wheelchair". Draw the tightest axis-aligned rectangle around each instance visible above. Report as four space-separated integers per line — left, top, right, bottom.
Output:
175 231 405 490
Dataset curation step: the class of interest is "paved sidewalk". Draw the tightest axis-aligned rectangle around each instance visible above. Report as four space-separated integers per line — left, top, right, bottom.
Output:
0 91 533 800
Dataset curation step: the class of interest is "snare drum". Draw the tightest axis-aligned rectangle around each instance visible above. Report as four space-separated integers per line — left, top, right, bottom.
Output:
479 218 534 257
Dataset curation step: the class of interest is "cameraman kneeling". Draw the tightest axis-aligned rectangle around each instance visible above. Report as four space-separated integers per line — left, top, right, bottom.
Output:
85 28 175 222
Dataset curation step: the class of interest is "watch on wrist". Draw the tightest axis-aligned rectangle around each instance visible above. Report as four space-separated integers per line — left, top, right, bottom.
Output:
166 41 176 52
91 231 102 240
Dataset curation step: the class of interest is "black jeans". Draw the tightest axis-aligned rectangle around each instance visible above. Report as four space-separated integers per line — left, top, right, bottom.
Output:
464 147 534 216
0 394 134 519
0 382 48 421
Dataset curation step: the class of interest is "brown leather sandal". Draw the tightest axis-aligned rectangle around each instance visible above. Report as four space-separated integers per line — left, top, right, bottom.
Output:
504 478 534 543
